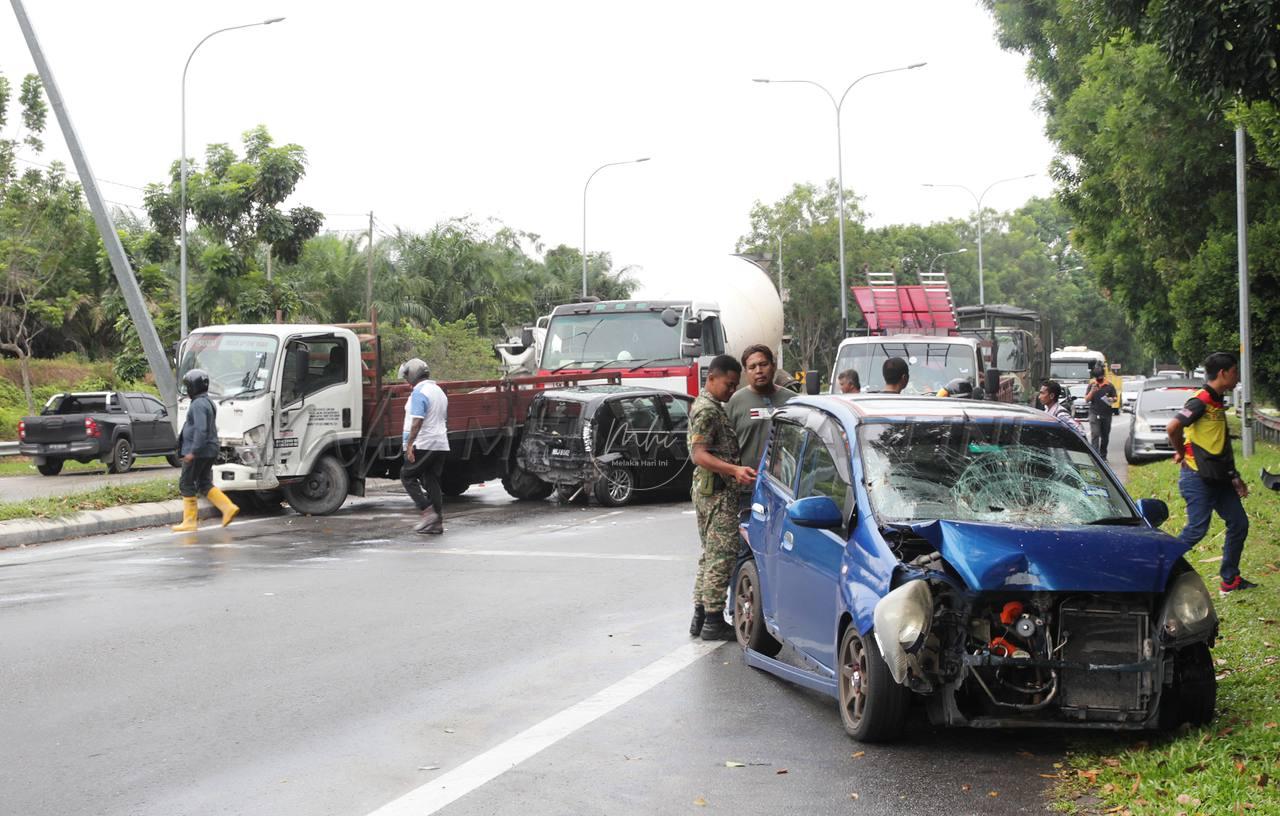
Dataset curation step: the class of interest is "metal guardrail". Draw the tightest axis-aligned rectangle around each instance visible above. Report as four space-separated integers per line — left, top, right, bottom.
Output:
1255 413 1280 447
0 441 19 457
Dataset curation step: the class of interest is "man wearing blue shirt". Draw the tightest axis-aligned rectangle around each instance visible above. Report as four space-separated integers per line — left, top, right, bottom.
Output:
399 358 451 534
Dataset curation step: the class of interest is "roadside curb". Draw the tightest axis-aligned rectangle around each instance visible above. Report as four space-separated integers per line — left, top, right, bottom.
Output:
0 500 220 550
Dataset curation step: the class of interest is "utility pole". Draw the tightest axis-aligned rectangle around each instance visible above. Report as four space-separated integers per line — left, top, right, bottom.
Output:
1235 127 1254 456
266 247 272 281
367 211 374 319
10 0 178 417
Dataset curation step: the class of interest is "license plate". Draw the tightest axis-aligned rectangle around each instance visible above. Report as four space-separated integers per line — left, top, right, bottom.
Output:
551 448 571 457
47 443 68 451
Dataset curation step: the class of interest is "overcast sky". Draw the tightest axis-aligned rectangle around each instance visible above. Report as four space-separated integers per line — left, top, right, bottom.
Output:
2 0 1056 294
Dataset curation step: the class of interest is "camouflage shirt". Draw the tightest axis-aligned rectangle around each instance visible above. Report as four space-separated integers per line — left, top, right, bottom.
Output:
688 392 740 494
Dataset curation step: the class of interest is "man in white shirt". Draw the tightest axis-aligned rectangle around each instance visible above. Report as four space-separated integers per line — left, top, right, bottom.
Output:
399 358 451 534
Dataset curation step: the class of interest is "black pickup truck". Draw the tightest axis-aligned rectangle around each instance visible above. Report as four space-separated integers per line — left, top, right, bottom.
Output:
17 391 180 476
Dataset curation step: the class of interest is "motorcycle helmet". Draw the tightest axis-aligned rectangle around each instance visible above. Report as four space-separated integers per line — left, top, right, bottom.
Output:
182 368 210 397
399 357 429 384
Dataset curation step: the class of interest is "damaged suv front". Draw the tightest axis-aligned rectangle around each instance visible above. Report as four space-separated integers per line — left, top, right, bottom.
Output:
861 415 1217 732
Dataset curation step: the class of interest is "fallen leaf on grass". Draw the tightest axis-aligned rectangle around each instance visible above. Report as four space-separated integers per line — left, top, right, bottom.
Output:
1258 773 1271 787
1236 760 1248 773
1038 773 1060 779
1220 726 1235 737
1102 757 1121 767
1078 769 1100 784
1131 774 1141 794
1217 658 1229 666
725 761 746 768
1184 762 1208 773
1101 783 1116 794
1265 722 1278 729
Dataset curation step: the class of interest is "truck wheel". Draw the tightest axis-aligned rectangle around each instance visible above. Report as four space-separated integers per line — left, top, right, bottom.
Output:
441 473 470 497
166 454 182 468
283 454 350 516
37 459 64 476
593 466 635 507
502 465 553 501
107 438 135 474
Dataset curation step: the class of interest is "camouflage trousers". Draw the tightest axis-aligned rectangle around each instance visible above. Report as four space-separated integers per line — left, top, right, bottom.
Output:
691 488 740 611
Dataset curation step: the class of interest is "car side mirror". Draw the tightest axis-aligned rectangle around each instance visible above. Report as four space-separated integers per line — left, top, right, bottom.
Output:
520 327 535 348
660 308 679 328
1136 498 1169 528
787 495 843 529
804 370 821 396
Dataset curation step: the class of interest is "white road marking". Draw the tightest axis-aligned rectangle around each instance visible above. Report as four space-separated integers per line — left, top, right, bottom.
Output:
366 640 725 816
417 548 686 562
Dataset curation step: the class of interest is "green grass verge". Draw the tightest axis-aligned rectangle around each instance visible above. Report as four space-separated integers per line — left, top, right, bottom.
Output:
0 456 172 478
0 478 179 522
1053 445 1280 814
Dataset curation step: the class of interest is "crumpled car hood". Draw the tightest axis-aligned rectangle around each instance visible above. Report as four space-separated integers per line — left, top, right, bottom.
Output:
907 519 1189 592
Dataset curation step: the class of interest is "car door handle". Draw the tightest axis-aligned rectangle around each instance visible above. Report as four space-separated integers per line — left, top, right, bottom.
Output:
782 531 794 551
751 502 766 519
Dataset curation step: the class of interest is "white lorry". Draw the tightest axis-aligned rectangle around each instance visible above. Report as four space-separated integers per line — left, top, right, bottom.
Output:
175 323 607 514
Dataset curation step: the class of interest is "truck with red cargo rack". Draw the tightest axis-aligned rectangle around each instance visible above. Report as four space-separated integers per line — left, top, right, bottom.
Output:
175 322 616 515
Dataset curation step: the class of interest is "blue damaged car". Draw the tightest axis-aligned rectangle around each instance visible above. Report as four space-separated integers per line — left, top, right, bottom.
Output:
731 395 1218 743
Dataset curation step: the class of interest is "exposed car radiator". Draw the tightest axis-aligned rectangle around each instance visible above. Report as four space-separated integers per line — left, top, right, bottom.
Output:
1056 603 1152 719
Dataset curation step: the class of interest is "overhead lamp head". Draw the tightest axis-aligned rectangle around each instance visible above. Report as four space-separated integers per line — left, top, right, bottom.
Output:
907 62 927 69
264 16 285 24
636 157 651 163
752 78 771 83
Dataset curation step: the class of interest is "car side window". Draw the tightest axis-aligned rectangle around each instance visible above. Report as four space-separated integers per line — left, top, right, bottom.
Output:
662 395 690 432
126 396 149 414
615 397 662 432
143 397 166 415
797 430 851 509
766 420 805 493
282 336 348 405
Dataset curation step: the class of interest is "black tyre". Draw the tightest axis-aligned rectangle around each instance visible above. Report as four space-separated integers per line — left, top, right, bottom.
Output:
734 560 781 657
502 465 553 501
441 472 470 497
1160 642 1217 729
166 454 182 468
36 458 64 476
107 437 134 474
837 625 909 743
593 466 634 507
283 454 350 516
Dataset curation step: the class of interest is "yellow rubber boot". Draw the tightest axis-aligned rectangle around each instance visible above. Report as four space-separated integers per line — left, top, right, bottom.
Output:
207 487 240 527
171 497 199 533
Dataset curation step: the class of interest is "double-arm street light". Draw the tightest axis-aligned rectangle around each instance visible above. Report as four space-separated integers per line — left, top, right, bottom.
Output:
922 174 1035 306
927 247 967 274
754 62 926 335
582 157 650 299
180 17 285 339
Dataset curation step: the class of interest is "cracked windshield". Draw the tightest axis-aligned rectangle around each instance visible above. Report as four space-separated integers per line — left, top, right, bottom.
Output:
859 418 1134 526
178 333 278 399
541 312 679 370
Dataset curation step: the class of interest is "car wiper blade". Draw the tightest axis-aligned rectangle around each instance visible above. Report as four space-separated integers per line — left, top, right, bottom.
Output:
548 362 583 373
590 358 626 372
1086 515 1143 525
629 356 684 369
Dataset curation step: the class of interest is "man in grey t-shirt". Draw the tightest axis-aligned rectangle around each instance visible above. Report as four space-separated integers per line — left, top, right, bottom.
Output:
726 344 795 472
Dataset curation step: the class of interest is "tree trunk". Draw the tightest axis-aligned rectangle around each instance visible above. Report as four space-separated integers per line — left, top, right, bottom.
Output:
18 350 34 415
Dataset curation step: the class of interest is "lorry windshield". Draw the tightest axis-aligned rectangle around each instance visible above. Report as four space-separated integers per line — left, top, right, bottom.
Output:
1050 360 1096 380
179 333 279 399
859 418 1134 527
832 341 978 396
541 312 679 370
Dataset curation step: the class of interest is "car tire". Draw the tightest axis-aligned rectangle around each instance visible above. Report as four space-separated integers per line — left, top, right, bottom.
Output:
1159 642 1216 729
283 454 350 516
593 466 634 507
837 625 909 743
733 560 781 657
107 437 134 474
166 454 182 468
36 458 64 476
502 465 553 501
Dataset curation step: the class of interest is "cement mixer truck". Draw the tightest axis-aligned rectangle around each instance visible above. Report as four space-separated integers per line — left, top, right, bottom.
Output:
524 255 784 396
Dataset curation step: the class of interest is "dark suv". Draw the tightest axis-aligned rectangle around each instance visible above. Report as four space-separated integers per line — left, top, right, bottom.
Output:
517 385 693 506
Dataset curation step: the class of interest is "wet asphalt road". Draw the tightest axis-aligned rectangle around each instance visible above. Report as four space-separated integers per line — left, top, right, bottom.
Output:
0 482 1073 816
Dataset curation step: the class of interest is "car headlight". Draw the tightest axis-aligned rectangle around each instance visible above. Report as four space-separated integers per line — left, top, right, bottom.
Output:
873 580 933 686
1160 571 1215 639
244 424 268 447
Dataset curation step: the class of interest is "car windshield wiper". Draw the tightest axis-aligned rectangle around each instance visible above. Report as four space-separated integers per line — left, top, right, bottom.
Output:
629 356 684 370
590 358 627 372
547 361 584 373
1086 515 1143 525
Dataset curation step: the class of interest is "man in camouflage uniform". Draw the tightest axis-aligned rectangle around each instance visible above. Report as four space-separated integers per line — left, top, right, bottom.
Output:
688 354 758 641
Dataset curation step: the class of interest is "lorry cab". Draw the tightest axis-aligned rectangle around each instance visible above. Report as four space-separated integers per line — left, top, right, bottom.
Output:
537 299 726 396
829 334 992 397
176 325 364 498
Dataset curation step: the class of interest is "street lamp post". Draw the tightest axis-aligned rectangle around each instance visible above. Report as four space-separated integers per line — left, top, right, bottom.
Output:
180 16 285 339
581 157 649 300
755 63 926 335
922 174 1035 306
927 247 967 274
